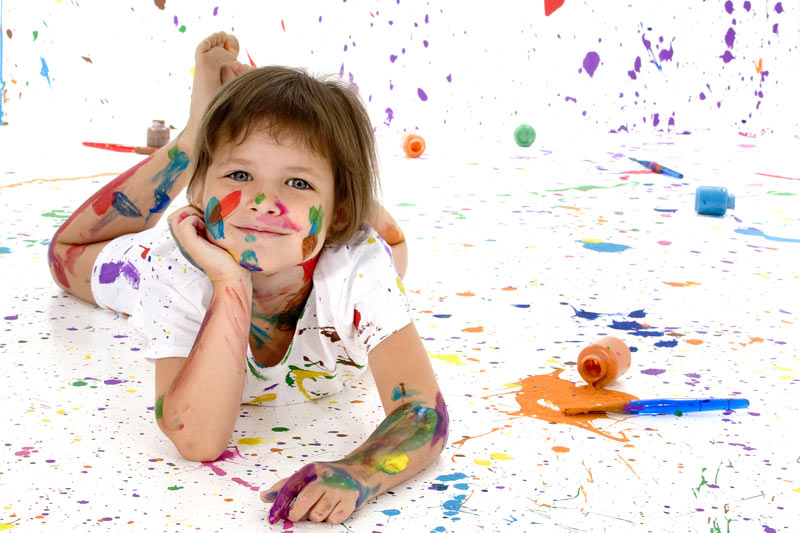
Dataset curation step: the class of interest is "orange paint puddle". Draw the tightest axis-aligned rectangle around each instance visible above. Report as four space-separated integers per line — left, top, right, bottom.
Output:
485 369 639 442
551 446 570 453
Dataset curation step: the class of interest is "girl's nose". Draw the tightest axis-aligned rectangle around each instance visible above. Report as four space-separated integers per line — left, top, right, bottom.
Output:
249 193 286 216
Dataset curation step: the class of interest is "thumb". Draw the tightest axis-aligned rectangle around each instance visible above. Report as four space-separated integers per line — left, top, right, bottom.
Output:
260 490 277 503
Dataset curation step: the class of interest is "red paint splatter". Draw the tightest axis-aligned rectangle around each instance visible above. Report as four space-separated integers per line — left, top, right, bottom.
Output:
219 190 242 219
281 19 286 32
246 49 257 67
353 308 361 330
298 255 319 283
139 245 150 259
545 0 565 16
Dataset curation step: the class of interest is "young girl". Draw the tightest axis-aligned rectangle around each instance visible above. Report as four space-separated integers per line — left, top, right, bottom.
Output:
48 32 448 526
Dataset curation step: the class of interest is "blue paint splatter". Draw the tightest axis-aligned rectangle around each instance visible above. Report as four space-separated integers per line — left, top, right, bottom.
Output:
512 304 530 308
578 239 631 253
655 339 678 348
628 309 646 318
146 152 190 222
433 314 451 318
239 250 262 272
39 57 52 88
205 197 224 239
571 306 600 320
381 509 401 517
0 247 10 254
112 192 143 218
436 472 468 482
735 227 800 243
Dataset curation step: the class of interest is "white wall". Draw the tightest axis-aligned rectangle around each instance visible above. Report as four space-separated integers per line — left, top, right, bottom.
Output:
1 0 798 145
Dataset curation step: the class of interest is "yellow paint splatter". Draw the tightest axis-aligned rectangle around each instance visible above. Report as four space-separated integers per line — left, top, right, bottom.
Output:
378 452 409 474
396 277 406 295
428 353 465 366
237 438 263 446
490 453 512 460
247 393 277 404
288 368 334 400
0 523 16 531
474 459 491 466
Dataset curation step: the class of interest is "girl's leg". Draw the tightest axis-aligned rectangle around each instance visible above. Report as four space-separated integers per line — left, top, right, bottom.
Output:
49 32 248 304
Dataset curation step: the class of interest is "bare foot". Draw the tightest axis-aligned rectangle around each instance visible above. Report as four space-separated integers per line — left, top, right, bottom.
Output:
186 32 253 134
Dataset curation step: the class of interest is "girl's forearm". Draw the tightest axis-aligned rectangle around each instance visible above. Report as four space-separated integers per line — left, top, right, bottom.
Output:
341 392 449 506
158 276 252 461
53 127 196 248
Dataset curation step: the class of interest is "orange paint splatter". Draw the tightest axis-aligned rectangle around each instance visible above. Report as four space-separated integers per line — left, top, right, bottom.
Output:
743 337 764 346
485 369 638 442
462 326 484 333
452 426 510 448
501 286 516 291
457 291 475 297
663 281 700 287
756 58 763 74
686 339 703 345
551 446 570 453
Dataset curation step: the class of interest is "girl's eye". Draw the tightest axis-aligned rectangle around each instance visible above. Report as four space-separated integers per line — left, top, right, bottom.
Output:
287 178 312 190
227 171 251 182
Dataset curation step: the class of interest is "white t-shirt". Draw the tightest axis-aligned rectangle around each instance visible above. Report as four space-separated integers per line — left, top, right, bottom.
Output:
90 223 412 406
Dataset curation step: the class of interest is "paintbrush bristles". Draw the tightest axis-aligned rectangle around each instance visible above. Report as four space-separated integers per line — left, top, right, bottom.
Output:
562 401 631 416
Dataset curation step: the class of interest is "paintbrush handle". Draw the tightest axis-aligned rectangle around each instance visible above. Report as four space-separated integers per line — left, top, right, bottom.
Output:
624 398 749 414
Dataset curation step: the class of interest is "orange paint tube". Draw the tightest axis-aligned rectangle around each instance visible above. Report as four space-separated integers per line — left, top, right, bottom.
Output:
577 336 631 388
402 133 425 158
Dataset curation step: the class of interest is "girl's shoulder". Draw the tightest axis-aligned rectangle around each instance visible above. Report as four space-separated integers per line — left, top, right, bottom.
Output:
315 223 395 281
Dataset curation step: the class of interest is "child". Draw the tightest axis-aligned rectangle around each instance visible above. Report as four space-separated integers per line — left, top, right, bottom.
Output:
48 32 448 525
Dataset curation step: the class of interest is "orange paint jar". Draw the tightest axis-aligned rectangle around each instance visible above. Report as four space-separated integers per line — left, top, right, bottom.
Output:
402 133 425 158
577 336 631 388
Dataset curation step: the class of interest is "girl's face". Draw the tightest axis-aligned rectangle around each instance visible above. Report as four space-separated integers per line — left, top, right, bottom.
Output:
199 130 336 275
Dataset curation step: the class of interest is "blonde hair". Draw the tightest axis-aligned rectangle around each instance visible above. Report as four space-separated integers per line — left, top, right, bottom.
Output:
186 66 379 245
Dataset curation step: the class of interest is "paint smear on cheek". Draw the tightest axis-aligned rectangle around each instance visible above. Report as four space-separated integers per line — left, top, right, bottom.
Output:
219 190 242 218
205 197 224 239
487 369 638 442
301 205 324 259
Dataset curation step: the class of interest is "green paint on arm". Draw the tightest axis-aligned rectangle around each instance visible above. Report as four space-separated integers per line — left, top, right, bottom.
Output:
155 395 165 419
167 128 186 161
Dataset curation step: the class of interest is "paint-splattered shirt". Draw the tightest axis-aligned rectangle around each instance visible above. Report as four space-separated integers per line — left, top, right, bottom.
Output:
90 223 412 406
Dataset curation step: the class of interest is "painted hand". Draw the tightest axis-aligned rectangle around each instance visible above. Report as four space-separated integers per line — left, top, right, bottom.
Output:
167 205 250 283
261 462 377 525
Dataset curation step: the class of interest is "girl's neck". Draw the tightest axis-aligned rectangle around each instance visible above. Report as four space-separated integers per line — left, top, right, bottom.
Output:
250 263 313 321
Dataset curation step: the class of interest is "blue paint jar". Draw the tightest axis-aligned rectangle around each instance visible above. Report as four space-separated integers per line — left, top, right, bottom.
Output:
695 186 735 216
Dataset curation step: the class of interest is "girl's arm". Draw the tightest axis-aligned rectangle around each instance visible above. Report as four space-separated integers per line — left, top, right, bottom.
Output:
368 205 408 279
262 322 448 524
155 275 252 462
155 206 256 462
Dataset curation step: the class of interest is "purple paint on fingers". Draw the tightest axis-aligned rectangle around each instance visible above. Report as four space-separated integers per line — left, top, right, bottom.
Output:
269 463 318 524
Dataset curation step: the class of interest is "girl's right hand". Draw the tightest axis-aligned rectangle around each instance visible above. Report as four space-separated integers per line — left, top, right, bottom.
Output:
168 205 250 283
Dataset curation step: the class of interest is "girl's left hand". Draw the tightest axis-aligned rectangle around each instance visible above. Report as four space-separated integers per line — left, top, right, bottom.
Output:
261 462 375 525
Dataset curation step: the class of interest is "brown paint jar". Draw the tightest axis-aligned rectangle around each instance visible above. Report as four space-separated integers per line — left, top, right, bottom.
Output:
147 120 170 148
577 336 631 388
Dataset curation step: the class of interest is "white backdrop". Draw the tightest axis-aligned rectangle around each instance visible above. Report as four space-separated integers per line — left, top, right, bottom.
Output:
1 0 798 144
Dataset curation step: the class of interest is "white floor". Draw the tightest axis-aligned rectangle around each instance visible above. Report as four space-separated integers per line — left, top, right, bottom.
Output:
1 128 798 532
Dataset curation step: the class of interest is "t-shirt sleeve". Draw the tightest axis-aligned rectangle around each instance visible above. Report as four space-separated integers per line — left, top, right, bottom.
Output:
91 226 211 362
131 273 208 362
329 231 413 357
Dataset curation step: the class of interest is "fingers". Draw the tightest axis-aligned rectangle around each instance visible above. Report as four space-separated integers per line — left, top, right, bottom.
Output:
196 31 239 58
326 496 357 524
287 483 325 523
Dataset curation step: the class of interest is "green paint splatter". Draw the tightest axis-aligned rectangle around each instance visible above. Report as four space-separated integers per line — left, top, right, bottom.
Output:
396 202 416 207
33 30 38 41
254 193 265 205
167 128 185 160
547 181 638 192
178 25 187 33
308 205 324 235
244 234 257 243
155 395 164 419
272 427 289 432
167 485 183 491
71 380 87 387
767 191 796 196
